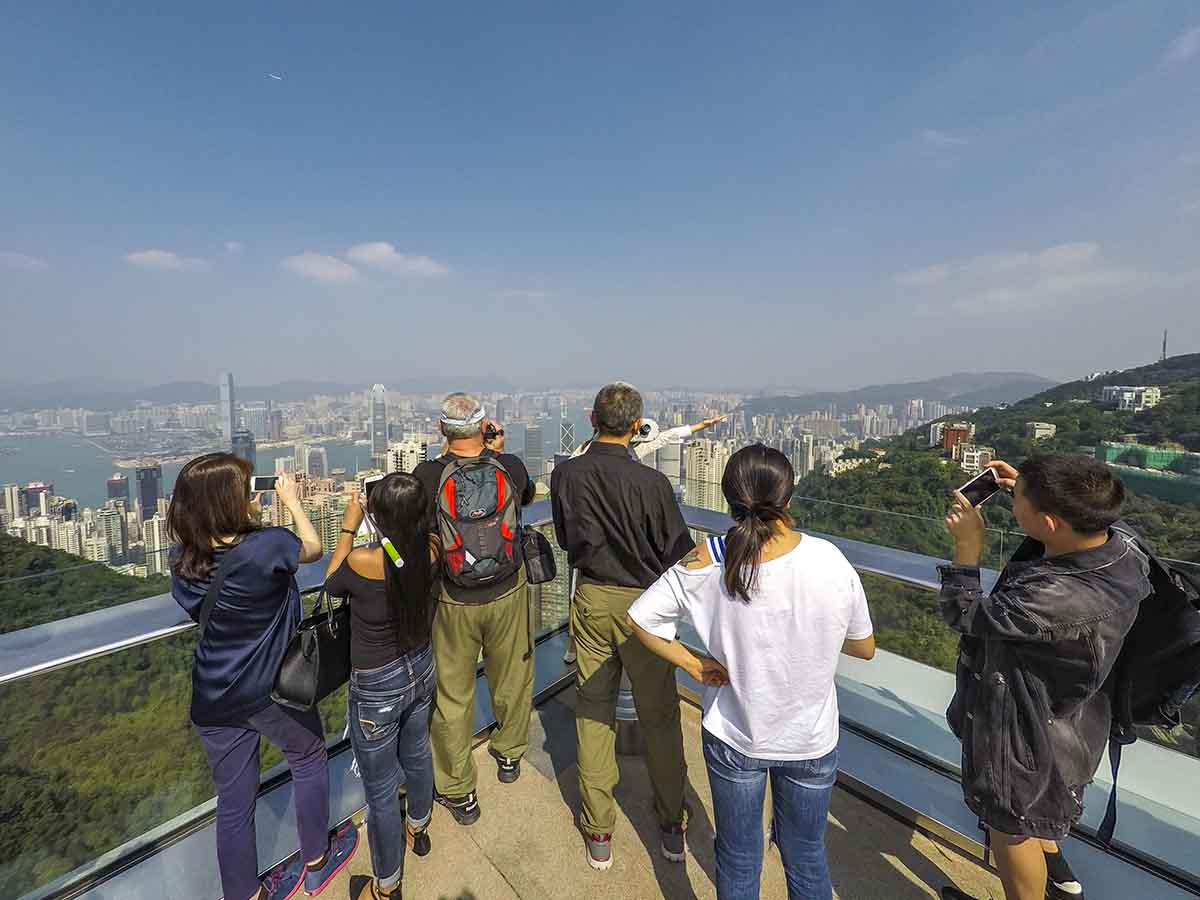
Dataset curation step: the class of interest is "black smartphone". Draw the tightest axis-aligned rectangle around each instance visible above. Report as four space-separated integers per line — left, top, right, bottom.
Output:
250 475 278 493
958 468 1001 507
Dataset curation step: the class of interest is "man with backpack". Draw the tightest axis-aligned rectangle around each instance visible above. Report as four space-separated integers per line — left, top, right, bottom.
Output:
939 455 1150 900
550 382 695 871
414 393 536 827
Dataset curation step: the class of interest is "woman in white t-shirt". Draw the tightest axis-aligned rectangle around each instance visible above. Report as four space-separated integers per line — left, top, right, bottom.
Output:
629 444 875 900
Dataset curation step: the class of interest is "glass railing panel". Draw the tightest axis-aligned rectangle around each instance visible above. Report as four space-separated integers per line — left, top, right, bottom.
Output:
529 523 571 638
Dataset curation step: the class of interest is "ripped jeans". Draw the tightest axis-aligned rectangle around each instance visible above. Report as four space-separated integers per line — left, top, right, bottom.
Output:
349 643 436 890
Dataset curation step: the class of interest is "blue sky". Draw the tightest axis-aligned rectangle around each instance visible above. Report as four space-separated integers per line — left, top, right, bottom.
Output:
2 2 1198 391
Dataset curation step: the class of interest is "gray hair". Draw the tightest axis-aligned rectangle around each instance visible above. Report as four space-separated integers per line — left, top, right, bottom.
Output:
592 382 643 437
440 392 485 440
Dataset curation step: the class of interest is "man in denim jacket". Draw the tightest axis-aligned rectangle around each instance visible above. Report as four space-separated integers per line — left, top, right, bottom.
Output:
939 455 1149 900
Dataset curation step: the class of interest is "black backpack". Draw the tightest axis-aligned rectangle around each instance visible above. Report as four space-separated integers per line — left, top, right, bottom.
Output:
1098 523 1200 842
433 454 522 594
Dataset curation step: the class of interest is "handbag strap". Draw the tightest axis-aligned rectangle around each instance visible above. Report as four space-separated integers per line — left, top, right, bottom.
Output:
197 547 237 637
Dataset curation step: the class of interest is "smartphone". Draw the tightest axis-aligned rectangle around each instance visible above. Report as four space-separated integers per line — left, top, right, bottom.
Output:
362 474 385 499
958 468 1001 507
250 475 278 493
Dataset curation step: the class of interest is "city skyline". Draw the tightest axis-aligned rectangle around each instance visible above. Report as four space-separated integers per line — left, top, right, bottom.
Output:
3 4 1199 388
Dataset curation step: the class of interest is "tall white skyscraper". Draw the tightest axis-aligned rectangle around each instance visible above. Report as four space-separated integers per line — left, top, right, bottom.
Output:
219 372 236 442
387 439 430 474
656 442 683 487
144 515 170 576
369 384 388 467
685 439 731 513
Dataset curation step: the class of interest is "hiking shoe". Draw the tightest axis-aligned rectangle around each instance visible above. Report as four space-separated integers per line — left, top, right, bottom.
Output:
1045 849 1083 898
260 855 304 900
490 748 521 784
303 823 360 896
583 830 613 871
435 790 481 826
660 803 690 862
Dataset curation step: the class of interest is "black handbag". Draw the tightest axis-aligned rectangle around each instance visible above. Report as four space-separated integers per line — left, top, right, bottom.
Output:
271 589 352 711
521 526 558 585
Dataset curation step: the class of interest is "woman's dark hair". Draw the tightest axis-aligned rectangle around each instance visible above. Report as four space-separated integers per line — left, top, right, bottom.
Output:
166 452 260 581
1018 453 1125 533
369 472 441 644
721 444 795 603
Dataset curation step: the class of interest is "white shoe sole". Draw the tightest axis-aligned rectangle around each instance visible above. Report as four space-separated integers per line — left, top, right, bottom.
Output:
661 846 685 863
585 850 613 871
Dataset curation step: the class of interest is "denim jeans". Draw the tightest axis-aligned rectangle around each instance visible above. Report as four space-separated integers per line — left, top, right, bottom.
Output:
195 704 329 900
349 642 437 889
702 729 838 900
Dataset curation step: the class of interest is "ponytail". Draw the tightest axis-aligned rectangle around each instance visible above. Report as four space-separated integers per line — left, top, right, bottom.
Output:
719 445 795 603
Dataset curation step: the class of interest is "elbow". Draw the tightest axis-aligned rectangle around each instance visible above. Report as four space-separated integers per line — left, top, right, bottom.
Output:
299 544 323 564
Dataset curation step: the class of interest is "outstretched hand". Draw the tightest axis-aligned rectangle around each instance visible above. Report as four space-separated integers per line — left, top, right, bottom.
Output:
693 414 727 433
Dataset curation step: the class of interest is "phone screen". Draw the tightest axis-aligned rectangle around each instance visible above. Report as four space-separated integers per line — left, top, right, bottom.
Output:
959 469 1000 507
363 476 383 498
250 475 278 492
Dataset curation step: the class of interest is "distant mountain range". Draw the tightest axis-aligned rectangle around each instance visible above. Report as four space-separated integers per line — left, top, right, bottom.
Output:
740 372 1059 417
0 377 522 412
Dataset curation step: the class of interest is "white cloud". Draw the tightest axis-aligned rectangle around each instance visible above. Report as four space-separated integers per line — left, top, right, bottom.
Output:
1164 26 1200 66
281 252 359 284
894 264 948 287
894 241 1152 317
224 241 244 253
345 242 449 276
125 249 208 271
0 251 49 271
919 128 971 150
496 288 551 300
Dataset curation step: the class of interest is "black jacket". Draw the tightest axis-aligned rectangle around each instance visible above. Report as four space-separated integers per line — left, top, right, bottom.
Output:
937 523 1150 838
550 441 693 589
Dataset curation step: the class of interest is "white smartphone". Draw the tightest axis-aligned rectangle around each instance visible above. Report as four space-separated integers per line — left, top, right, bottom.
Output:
958 468 1001 507
250 475 278 493
359 475 385 535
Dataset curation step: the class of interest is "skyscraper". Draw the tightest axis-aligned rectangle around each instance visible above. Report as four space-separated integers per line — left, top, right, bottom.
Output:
559 420 576 455
97 503 128 564
387 439 430 474
306 446 329 479
244 404 271 441
135 463 163 523
369 384 388 468
232 423 257 472
144 515 170 576
656 442 683 488
1 484 20 523
525 424 544 479
684 439 731 513
219 372 236 442
269 407 284 441
107 474 130 506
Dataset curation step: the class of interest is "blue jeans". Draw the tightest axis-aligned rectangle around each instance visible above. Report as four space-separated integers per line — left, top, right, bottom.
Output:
349 643 437 889
702 729 838 900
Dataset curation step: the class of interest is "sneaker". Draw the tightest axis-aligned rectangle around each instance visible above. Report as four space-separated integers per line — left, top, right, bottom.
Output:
1045 849 1084 898
563 646 577 665
260 855 305 900
490 748 521 784
660 803 690 863
303 823 361 896
435 790 481 826
583 830 613 871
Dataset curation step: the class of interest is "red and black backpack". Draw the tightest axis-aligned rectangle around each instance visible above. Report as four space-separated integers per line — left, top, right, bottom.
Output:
433 454 521 593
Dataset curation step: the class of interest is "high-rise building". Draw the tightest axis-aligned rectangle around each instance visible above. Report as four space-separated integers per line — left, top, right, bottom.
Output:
82 412 111 436
685 440 731 513
219 372 237 442
791 433 816 481
369 384 388 468
107 474 130 505
232 423 257 471
244 404 271 441
21 483 53 518
144 515 170 576
269 407 284 441
306 446 329 479
656 442 683 487
525 425 544 479
97 503 128 564
2 483 22 523
559 420 576 455
387 439 430 474
135 463 163 522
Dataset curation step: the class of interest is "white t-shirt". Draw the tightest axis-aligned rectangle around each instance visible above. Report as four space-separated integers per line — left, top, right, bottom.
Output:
628 534 873 761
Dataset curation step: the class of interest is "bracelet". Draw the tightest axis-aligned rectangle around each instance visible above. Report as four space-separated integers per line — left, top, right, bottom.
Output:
340 528 357 536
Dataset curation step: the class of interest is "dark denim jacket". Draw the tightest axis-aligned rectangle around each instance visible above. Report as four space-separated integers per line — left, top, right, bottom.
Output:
937 523 1149 837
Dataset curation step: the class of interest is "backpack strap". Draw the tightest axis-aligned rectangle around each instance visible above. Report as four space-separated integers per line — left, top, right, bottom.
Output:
197 548 237 637
706 534 726 567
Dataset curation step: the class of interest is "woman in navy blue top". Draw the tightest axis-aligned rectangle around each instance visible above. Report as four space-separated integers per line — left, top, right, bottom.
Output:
169 453 359 900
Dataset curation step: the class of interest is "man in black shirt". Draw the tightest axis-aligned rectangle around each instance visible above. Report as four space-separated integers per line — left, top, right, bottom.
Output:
551 382 693 871
413 393 535 827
